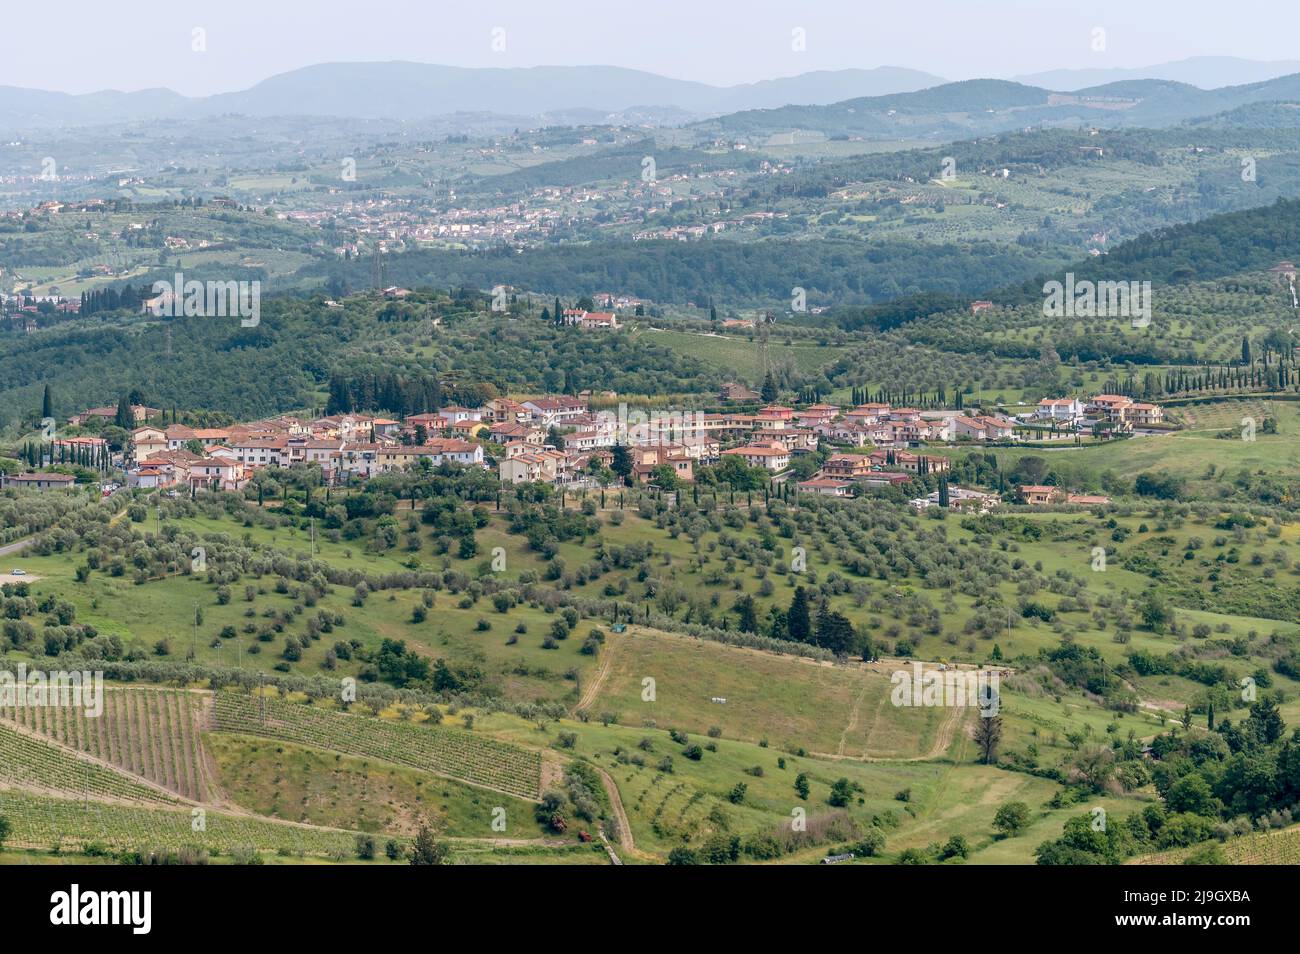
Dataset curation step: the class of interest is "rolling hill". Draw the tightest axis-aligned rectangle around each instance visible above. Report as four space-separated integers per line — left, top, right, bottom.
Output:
702 74 1300 142
0 63 946 129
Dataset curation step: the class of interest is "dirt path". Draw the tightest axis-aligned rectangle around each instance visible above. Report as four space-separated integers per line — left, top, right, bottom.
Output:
836 682 870 757
922 704 970 761
192 693 227 807
594 764 652 862
857 689 892 757
573 632 618 716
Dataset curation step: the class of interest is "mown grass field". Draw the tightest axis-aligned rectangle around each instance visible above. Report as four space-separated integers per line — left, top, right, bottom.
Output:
645 328 847 379
588 626 943 757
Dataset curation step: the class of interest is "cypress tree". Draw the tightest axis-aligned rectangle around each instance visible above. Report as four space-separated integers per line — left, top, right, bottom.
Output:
788 587 812 644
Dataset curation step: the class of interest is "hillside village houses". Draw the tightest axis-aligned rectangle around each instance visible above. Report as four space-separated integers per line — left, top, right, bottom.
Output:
27 388 1162 497
1086 394 1165 428
950 414 1017 441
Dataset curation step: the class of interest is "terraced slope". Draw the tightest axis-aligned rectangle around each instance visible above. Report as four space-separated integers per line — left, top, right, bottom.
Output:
210 692 543 800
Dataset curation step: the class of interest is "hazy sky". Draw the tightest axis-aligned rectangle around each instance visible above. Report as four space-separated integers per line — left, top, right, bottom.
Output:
6 0 1294 95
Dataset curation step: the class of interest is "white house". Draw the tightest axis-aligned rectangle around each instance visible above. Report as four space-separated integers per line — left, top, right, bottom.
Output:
1035 398 1085 421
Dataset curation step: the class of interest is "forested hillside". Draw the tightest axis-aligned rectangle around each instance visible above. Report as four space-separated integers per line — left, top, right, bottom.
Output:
304 237 1067 308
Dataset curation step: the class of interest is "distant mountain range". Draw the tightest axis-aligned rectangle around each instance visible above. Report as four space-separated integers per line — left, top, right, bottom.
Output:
1014 56 1300 92
7 58 1300 137
0 63 945 129
703 73 1300 142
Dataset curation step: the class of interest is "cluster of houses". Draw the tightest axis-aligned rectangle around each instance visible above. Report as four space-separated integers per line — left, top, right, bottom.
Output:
796 448 952 497
7 388 1154 507
110 398 991 493
1025 394 1164 433
122 413 484 491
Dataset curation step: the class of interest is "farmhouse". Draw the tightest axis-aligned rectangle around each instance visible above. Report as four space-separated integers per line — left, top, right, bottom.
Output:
1019 485 1064 506
561 309 619 329
67 404 160 426
1 472 77 491
911 486 1001 512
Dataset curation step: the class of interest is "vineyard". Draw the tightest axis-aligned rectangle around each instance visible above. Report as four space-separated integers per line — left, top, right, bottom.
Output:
1133 825 1300 865
0 687 214 802
0 790 362 857
0 722 180 806
1219 826 1300 864
210 692 543 800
